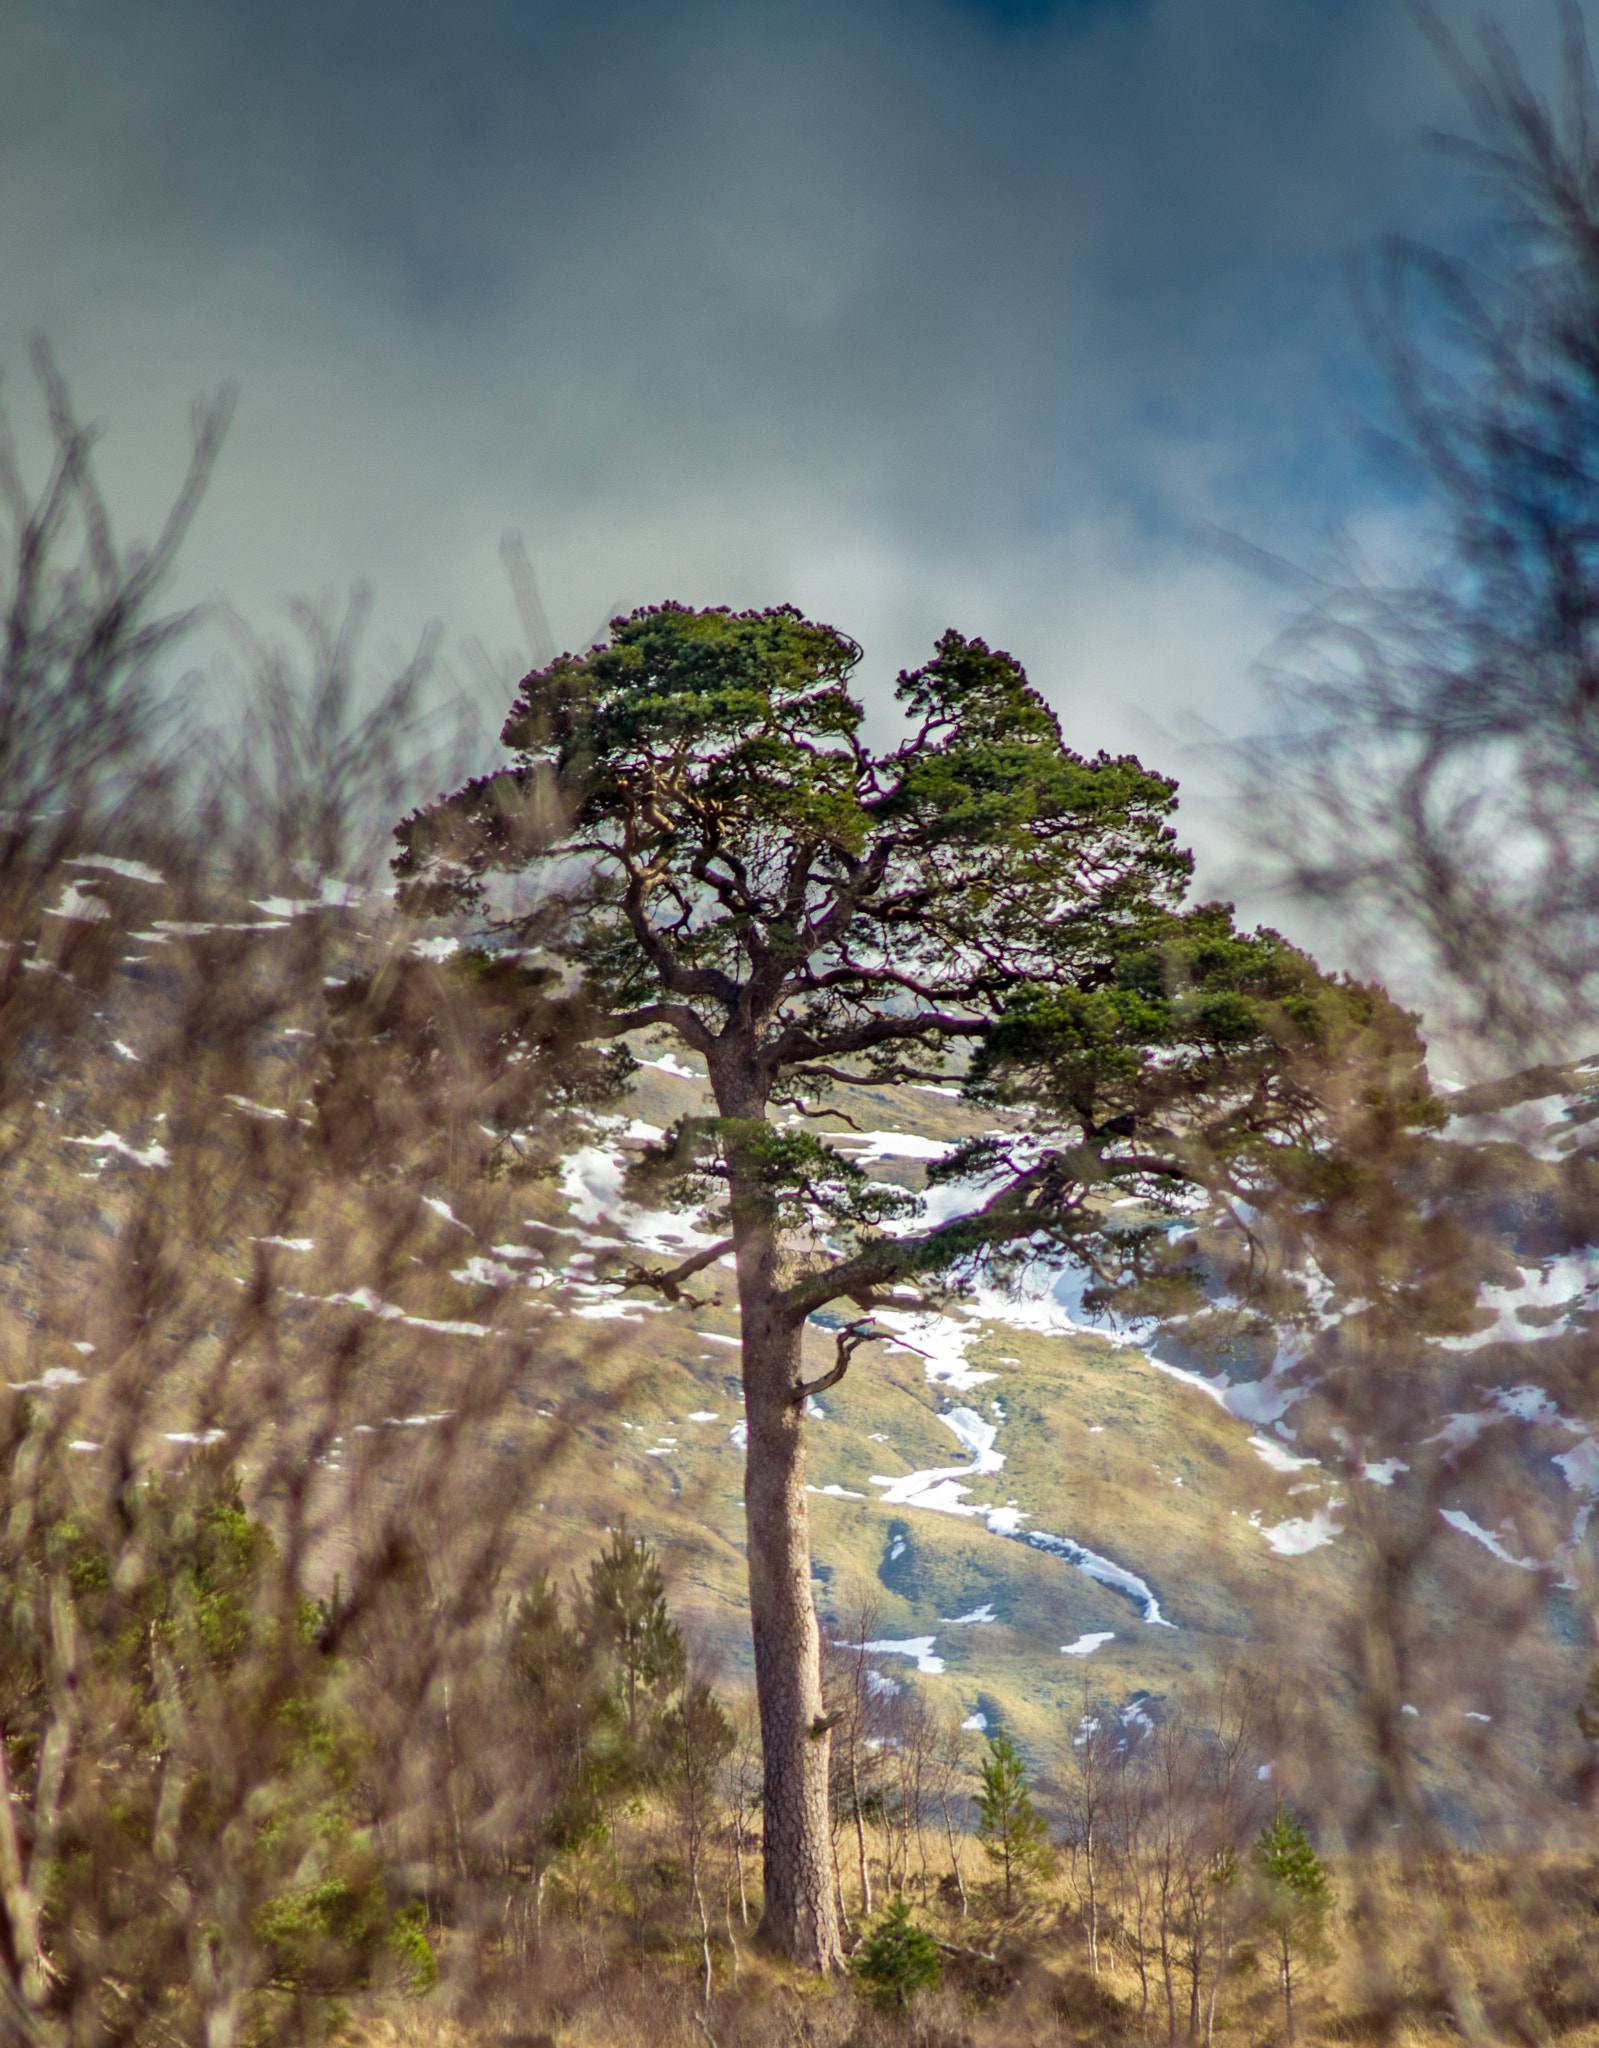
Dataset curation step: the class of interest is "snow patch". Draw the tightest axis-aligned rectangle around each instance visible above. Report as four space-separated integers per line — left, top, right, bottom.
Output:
855 1636 945 1676
47 884 109 922
870 1308 994 1393
423 1196 473 1233
828 1130 956 1163
1555 1439 1599 1494
638 1051 703 1080
1258 1506 1344 1555
1062 1632 1116 1657
452 1257 524 1287
869 1406 1006 1518
1439 1262 1599 1351
1020 1527 1171 1625
226 1095 288 1120
65 1131 170 1169
1444 1094 1597 1160
1497 1382 1571 1422
1441 1508 1544 1572
69 855 164 885
1249 1435 1318 1475
291 1286 489 1338
1147 1356 1301 1429
939 1406 1003 1474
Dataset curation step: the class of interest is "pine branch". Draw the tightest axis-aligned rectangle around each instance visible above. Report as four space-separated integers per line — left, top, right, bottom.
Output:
617 1237 736 1307
790 1317 884 1405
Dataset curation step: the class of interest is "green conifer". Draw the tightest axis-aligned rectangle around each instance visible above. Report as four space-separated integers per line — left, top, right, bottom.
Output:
580 1519 686 1743
853 1898 941 2010
974 1731 1050 1912
1254 1802 1332 2042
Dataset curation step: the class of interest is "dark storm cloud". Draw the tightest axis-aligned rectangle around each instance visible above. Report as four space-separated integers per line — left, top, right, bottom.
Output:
0 0 1561 885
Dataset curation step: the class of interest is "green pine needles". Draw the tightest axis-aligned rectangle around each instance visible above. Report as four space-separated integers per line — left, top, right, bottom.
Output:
580 1519 687 1741
974 1731 1051 1912
1254 1803 1332 2042
853 1898 941 2010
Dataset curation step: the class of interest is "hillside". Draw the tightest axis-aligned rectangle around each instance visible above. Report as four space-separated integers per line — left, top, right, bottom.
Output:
10 877 1599 1841
529 1046 1599 1820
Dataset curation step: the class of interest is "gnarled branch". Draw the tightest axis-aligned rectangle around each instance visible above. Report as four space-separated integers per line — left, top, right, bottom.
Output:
791 1317 883 1405
618 1236 736 1308
771 1092 865 1132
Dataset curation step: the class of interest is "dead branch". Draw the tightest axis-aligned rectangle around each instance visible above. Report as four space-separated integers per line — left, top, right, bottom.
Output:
791 1318 883 1405
617 1237 735 1307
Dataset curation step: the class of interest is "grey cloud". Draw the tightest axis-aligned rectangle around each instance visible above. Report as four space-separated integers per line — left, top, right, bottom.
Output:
0 0 1565 910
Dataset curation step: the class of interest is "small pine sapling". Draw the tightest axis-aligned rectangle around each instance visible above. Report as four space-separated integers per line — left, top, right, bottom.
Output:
657 1679 735 2006
853 1898 941 2010
580 1519 686 1744
1253 1803 1332 2043
975 1731 1050 1913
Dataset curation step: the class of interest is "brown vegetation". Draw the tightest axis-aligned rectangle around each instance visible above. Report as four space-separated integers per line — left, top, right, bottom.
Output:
11 12 1599 2043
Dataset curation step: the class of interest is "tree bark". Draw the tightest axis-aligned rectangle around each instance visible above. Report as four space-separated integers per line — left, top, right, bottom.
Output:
1282 1930 1294 2045
718 1051 844 1972
742 1283 842 1968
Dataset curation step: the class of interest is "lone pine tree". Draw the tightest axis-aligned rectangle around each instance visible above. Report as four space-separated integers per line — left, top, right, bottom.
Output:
391 602 1433 1969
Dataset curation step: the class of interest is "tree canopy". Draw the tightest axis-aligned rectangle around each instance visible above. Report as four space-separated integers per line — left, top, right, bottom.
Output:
392 602 1434 1332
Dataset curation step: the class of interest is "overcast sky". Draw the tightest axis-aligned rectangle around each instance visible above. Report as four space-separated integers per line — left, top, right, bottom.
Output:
0 0 1577 923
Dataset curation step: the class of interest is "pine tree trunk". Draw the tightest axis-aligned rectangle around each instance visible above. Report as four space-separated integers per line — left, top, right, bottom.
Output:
1282 1930 1294 2044
743 1300 841 1967
723 1099 843 1971
709 1042 844 1973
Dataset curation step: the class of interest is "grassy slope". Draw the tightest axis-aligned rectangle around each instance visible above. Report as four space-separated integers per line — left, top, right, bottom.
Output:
9 920 1593 1824
518 1057 1364 1759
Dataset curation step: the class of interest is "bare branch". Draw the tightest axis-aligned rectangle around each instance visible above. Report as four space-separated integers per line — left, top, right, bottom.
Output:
790 1317 884 1405
617 1236 736 1307
771 1092 866 1132
578 1003 717 1054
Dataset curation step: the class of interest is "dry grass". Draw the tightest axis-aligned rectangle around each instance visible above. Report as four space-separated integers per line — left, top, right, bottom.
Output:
318 1803 1599 2048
